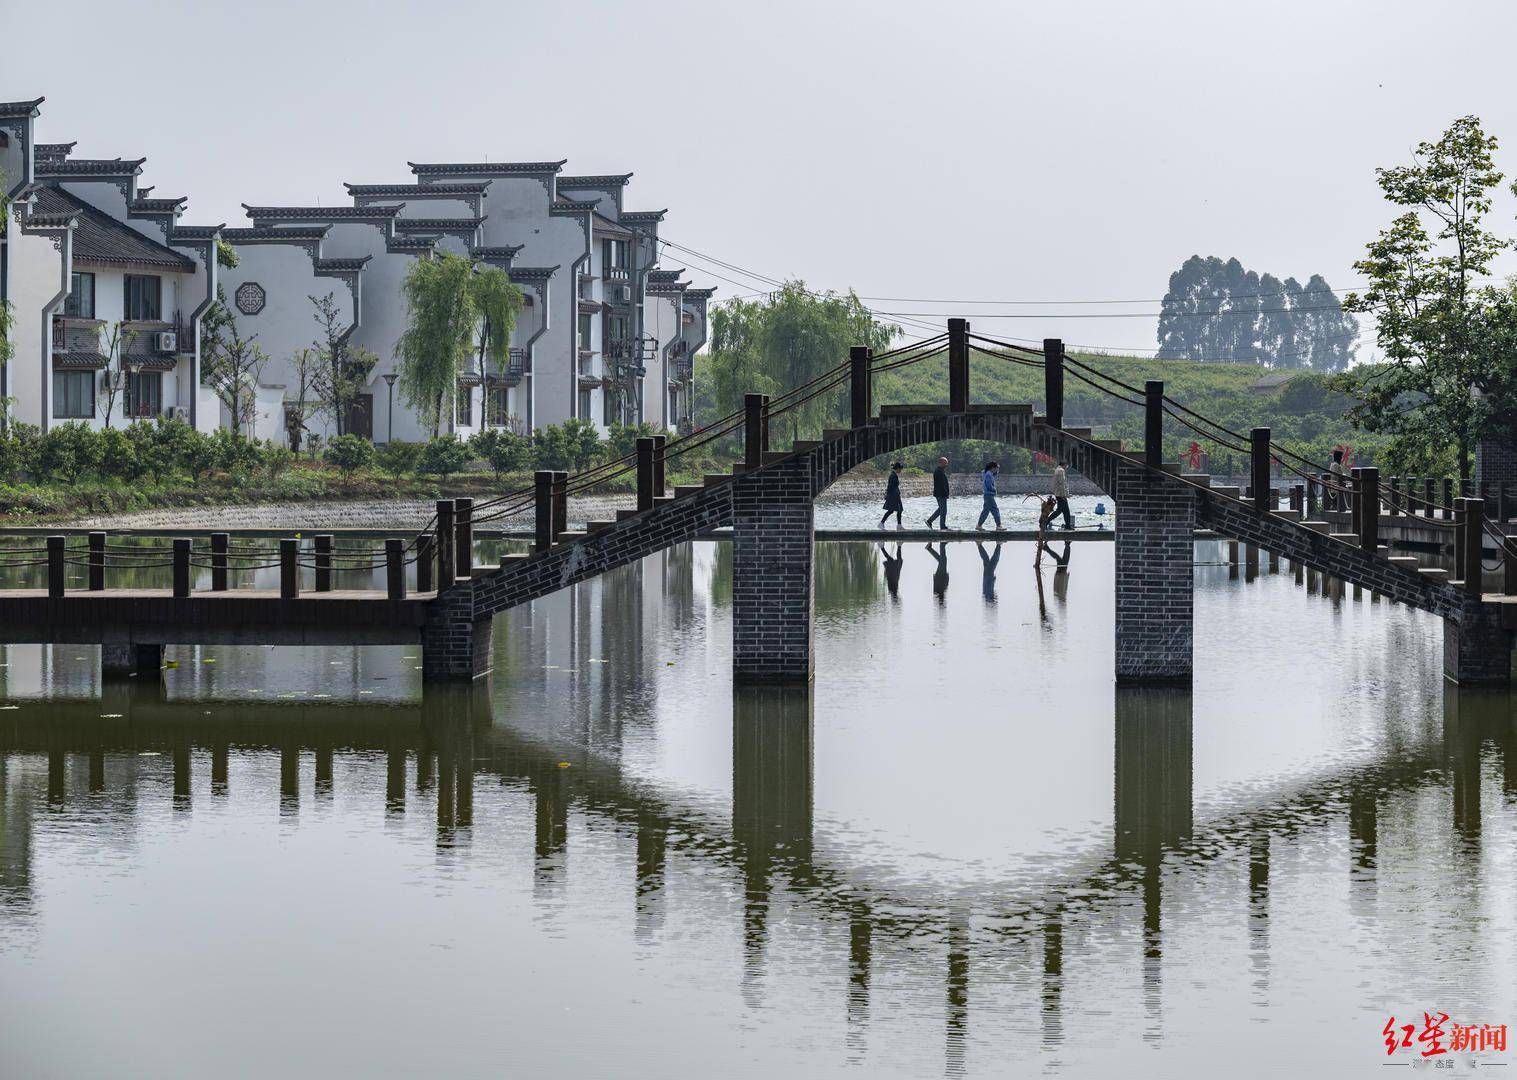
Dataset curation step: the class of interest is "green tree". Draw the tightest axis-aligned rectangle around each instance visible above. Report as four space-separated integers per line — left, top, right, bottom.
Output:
706 281 896 441
420 434 473 482
470 426 531 479
375 439 423 481
395 253 523 435
1336 116 1512 478
325 433 375 479
94 322 139 428
309 292 377 438
34 423 101 483
533 419 601 471
199 291 268 436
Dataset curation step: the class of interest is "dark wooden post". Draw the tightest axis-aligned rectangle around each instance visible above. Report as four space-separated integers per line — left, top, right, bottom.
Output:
1043 337 1063 429
211 532 229 592
1251 428 1271 513
744 394 767 470
551 471 568 539
417 533 435 592
637 436 655 511
534 471 553 553
850 346 873 428
948 319 969 412
1443 478 1456 519
88 531 105 591
1505 535 1517 596
1306 477 1318 518
314 534 333 592
652 434 667 498
1350 468 1363 536
1289 485 1302 513
436 499 456 583
386 539 405 599
1358 467 1379 553
172 538 191 598
1464 498 1484 598
1388 477 1400 516
1501 483 1511 524
1481 482 1493 517
1144 380 1163 469
46 535 64 598
454 497 473 577
1424 477 1436 519
1455 498 1468 582
279 539 299 599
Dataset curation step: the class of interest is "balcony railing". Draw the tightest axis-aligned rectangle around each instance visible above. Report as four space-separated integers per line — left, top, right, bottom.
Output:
603 266 629 284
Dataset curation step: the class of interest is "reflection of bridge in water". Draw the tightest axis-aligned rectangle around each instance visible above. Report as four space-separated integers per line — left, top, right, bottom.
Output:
2 679 1506 1072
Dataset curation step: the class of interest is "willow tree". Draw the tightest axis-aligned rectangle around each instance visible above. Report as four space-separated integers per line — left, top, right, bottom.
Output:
395 253 523 435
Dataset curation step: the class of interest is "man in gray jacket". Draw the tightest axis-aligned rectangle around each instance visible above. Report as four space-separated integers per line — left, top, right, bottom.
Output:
1052 460 1074 530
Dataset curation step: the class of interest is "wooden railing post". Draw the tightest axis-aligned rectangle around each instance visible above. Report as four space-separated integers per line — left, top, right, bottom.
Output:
652 434 667 498
88 531 105 591
1251 428 1271 513
172 538 191 598
534 471 553 553
386 539 405 600
948 319 969 413
1350 468 1364 536
454 497 473 577
1289 485 1302 513
1505 534 1517 596
211 532 229 592
1043 337 1063 429
637 436 655 511
436 499 456 584
1501 483 1511 524
1424 477 1436 519
1464 498 1484 598
551 471 568 540
1388 476 1400 516
1305 478 1317 518
744 394 768 470
314 534 333 592
1144 381 1163 469
1443 478 1455 520
1358 467 1379 552
279 539 299 599
1454 498 1468 583
47 535 64 598
417 533 435 592
850 346 873 429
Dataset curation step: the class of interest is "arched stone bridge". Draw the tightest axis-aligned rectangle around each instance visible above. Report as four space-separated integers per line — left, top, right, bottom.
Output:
431 402 1486 685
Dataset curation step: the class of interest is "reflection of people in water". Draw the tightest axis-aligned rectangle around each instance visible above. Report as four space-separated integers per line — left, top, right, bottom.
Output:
925 542 950 604
877 543 904 600
1049 541 1071 603
977 541 1001 603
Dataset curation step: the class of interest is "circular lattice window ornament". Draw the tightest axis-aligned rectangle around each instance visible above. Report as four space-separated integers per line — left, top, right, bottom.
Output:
235 281 266 316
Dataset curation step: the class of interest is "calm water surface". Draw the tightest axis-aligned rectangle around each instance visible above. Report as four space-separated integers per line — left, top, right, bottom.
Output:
0 536 1511 1078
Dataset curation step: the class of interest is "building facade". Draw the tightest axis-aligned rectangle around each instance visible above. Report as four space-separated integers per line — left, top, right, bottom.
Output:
0 97 709 444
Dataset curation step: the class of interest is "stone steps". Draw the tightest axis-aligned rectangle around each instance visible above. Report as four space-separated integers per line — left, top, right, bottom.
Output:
703 474 731 488
822 428 850 443
1421 568 1451 582
674 484 705 498
1212 486 1242 500
792 440 821 453
1183 473 1211 487
554 530 587 545
616 508 640 521
584 520 615 533
761 450 790 465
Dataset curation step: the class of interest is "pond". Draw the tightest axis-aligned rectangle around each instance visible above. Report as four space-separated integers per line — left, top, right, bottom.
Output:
0 537 1509 1078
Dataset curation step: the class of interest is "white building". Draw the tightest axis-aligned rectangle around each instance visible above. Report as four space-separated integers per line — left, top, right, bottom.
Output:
0 98 219 432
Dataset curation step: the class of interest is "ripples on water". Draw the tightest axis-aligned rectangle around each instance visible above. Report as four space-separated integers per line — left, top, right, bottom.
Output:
0 536 1512 1078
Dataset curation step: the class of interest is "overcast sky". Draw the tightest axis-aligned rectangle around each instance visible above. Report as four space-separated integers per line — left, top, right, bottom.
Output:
9 0 1517 354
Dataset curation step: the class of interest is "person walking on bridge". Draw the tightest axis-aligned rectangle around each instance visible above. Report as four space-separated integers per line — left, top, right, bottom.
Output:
976 461 1004 531
1052 459 1074 530
879 462 905 529
926 457 951 531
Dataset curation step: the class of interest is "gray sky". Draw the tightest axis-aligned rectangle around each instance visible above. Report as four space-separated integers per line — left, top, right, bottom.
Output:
9 0 1517 354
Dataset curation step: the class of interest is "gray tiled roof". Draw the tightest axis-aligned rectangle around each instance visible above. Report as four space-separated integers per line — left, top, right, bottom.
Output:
684 287 717 300
621 210 667 223
471 245 523 262
558 174 633 189
394 217 485 232
591 212 632 238
244 204 404 221
386 236 439 254
409 160 566 177
54 351 108 369
507 266 559 283
37 157 146 177
648 269 685 282
221 226 330 242
31 187 194 271
345 182 490 197
170 225 224 243
0 98 44 119
550 198 597 214
35 141 75 158
314 257 372 273
130 197 187 214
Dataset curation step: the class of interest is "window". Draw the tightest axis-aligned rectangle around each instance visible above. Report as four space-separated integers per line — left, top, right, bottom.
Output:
52 369 96 419
124 275 161 321
456 382 473 426
125 371 162 419
578 313 594 351
603 385 616 426
578 387 593 421
489 386 509 427
64 272 95 318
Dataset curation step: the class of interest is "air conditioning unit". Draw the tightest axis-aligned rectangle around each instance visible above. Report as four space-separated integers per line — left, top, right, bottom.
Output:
613 285 633 304
165 406 186 421
153 331 178 353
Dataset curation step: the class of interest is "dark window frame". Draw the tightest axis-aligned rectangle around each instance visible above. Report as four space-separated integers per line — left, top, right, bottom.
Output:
124 370 162 419
123 274 162 322
64 272 96 318
52 369 97 420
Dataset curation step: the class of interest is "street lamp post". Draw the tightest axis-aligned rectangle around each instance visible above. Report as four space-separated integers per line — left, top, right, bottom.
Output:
382 372 399 443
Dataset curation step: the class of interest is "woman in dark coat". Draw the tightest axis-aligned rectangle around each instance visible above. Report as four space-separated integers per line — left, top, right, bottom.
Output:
879 462 905 529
